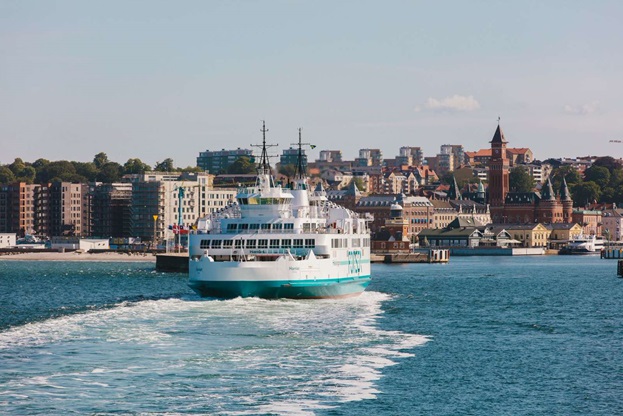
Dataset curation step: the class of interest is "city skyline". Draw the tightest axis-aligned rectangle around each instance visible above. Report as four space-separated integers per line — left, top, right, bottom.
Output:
2 1 622 166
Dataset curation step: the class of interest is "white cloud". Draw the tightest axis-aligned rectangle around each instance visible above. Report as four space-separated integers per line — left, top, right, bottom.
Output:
563 101 600 115
416 94 481 113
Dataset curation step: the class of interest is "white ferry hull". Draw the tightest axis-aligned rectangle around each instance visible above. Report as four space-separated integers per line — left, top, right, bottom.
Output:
188 255 371 299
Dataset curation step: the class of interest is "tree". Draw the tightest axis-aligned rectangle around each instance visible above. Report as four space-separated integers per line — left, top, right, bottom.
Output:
227 156 256 174
550 166 581 193
509 166 535 192
180 165 203 173
124 158 151 174
0 166 16 184
353 177 365 192
8 158 26 175
572 181 601 207
154 158 175 172
36 161 77 183
97 162 123 183
73 162 99 182
32 158 50 171
93 152 109 169
278 164 296 178
584 165 610 189
542 158 562 169
593 156 622 172
16 166 36 183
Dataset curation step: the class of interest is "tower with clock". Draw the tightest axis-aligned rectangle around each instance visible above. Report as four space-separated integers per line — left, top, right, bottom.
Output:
488 119 510 222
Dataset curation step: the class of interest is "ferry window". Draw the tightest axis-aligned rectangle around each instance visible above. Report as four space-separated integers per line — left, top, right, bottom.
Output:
261 224 270 230
343 238 348 248
353 238 360 247
250 224 259 230
211 240 222 249
223 240 233 248
238 198 248 205
273 223 283 230
258 239 268 248
305 239 315 248
284 223 294 230
227 224 238 232
200 240 210 249
240 223 249 230
281 239 292 248
293 239 304 248
235 240 243 249
270 239 280 248
303 223 311 232
246 239 256 248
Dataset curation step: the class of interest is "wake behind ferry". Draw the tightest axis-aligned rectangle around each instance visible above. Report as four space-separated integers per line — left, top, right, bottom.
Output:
188 124 371 299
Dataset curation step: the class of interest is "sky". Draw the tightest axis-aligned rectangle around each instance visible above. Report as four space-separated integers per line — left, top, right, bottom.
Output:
2 0 623 168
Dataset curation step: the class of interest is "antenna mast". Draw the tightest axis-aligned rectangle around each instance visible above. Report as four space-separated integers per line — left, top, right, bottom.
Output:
251 120 279 175
291 128 312 180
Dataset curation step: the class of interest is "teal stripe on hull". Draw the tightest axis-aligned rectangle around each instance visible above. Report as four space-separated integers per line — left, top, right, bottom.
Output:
188 276 371 299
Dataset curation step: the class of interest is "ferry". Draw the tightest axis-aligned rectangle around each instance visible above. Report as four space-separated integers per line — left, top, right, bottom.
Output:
188 124 371 299
559 235 605 255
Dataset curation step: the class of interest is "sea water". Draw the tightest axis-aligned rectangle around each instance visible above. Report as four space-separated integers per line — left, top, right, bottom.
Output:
0 256 621 415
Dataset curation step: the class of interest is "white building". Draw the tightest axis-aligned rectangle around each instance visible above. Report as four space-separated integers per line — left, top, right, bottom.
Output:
0 233 16 248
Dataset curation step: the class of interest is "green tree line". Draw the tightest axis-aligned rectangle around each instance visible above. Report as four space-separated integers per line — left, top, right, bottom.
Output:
0 153 205 185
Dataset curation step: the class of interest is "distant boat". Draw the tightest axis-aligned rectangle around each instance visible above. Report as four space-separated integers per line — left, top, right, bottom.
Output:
559 235 604 255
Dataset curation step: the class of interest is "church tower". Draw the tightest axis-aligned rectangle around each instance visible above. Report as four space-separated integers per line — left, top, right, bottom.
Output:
488 122 509 222
560 177 573 223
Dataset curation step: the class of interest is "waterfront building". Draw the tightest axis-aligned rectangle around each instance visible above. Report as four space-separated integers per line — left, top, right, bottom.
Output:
572 209 603 236
0 233 16 248
196 148 255 174
355 194 433 240
372 203 411 253
487 123 571 224
430 199 458 230
503 223 550 247
49 182 91 237
601 206 623 242
418 217 484 248
0 183 40 236
33 185 50 237
545 223 584 249
91 183 133 238
127 172 235 243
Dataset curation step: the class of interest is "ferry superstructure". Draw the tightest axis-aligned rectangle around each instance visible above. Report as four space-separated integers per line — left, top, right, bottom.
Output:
188 124 371 299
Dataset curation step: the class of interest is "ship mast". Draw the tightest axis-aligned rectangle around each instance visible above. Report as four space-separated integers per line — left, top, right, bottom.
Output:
251 121 278 188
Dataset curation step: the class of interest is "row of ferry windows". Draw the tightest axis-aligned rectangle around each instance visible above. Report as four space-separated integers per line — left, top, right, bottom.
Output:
226 223 295 231
200 238 316 249
330 238 370 248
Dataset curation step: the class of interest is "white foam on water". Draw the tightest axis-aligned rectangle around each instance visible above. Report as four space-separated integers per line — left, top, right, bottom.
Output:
0 290 430 415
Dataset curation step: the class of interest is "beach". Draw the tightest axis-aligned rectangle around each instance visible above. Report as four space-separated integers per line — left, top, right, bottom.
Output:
0 251 157 262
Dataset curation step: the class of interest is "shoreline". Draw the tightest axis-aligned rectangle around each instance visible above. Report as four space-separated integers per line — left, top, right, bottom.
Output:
0 251 158 262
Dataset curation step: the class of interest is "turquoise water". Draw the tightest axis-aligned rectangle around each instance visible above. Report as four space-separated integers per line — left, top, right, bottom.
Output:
0 257 622 415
